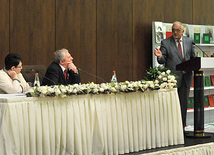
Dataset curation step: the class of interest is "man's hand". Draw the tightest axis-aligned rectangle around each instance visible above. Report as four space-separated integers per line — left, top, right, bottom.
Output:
68 63 78 73
7 70 18 80
154 48 162 57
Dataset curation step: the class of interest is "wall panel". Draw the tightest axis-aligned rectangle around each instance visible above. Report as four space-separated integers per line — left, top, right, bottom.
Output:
56 0 96 83
164 0 193 24
193 0 214 25
10 0 55 67
133 0 164 80
0 0 9 68
97 0 133 82
1 0 214 84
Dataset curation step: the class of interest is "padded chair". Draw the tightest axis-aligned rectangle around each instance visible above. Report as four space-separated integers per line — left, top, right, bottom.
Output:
21 65 46 84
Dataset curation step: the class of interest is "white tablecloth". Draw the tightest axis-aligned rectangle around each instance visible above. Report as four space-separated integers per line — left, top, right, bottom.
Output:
0 88 184 155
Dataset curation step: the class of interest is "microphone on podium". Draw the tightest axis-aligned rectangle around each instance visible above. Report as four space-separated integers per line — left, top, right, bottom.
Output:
77 68 106 83
193 42 209 57
30 69 56 85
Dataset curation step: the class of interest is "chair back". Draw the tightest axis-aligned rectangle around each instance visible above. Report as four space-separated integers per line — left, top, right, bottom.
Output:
21 65 46 84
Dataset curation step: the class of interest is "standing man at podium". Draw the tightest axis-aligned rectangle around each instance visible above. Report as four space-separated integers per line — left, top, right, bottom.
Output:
154 21 196 131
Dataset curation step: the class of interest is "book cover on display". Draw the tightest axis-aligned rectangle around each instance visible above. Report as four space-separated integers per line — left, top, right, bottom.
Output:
166 25 172 39
205 26 214 43
194 27 201 43
210 75 214 85
209 95 214 107
155 22 163 43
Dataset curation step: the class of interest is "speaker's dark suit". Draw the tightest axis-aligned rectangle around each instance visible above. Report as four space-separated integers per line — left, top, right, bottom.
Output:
157 36 196 128
42 62 80 86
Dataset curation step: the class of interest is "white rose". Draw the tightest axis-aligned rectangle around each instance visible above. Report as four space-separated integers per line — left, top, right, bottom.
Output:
121 85 127 91
55 89 61 95
161 72 166 76
68 88 73 93
110 87 117 92
128 84 132 88
99 87 104 92
73 84 79 87
163 77 167 81
48 88 54 93
104 86 108 90
147 81 153 85
41 89 47 95
150 83 154 88
73 89 77 94
168 75 175 80
155 83 159 87
168 83 174 89
143 84 149 89
155 80 159 84
171 76 175 80
61 88 67 93
125 81 129 84
160 84 165 89
115 84 119 90
133 82 138 87
138 84 143 88
167 80 172 83
166 70 171 74
93 88 98 93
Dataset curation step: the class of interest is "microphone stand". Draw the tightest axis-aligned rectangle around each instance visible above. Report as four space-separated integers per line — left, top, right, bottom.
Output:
78 68 106 83
193 43 209 57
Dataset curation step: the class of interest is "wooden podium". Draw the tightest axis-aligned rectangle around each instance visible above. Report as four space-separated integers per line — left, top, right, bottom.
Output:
176 57 214 138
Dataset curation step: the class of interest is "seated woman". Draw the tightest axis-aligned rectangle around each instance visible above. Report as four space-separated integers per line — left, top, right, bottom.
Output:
0 53 30 94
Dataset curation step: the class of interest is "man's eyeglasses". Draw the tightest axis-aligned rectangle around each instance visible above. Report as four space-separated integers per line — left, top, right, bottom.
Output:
172 28 181 33
16 66 22 68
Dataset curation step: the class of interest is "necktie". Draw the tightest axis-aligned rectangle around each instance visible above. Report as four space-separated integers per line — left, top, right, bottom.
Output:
64 70 67 80
178 40 183 58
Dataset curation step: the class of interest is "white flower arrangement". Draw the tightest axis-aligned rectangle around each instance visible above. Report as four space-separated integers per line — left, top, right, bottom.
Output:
26 80 157 97
145 66 178 90
26 66 177 98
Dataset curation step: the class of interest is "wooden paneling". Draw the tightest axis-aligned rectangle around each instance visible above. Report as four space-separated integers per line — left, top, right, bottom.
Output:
164 0 193 24
1 0 214 83
56 0 96 83
97 0 133 82
10 0 55 67
193 0 214 25
133 0 164 80
0 0 9 68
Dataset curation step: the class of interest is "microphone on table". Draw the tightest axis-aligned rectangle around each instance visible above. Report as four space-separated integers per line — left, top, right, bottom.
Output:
30 69 56 85
77 68 106 83
192 42 209 57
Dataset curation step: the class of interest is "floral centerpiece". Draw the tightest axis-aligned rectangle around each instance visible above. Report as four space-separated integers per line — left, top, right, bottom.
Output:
144 66 178 89
26 66 177 97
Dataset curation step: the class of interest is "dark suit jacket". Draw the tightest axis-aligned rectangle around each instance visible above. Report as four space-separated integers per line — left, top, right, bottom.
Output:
157 36 196 88
42 62 80 86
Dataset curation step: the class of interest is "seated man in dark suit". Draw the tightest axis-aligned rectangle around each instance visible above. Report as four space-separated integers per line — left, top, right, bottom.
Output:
42 48 80 86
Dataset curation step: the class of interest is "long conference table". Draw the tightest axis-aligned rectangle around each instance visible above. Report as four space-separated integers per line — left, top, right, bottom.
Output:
0 88 184 155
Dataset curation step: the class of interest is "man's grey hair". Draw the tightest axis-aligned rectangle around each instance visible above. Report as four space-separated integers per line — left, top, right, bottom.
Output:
53 48 68 64
173 21 184 30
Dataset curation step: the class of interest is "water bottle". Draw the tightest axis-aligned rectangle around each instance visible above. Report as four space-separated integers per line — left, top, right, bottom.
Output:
34 73 40 86
111 70 117 83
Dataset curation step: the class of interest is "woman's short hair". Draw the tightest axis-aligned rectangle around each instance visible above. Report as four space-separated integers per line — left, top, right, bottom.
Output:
5 53 22 70
53 48 68 64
